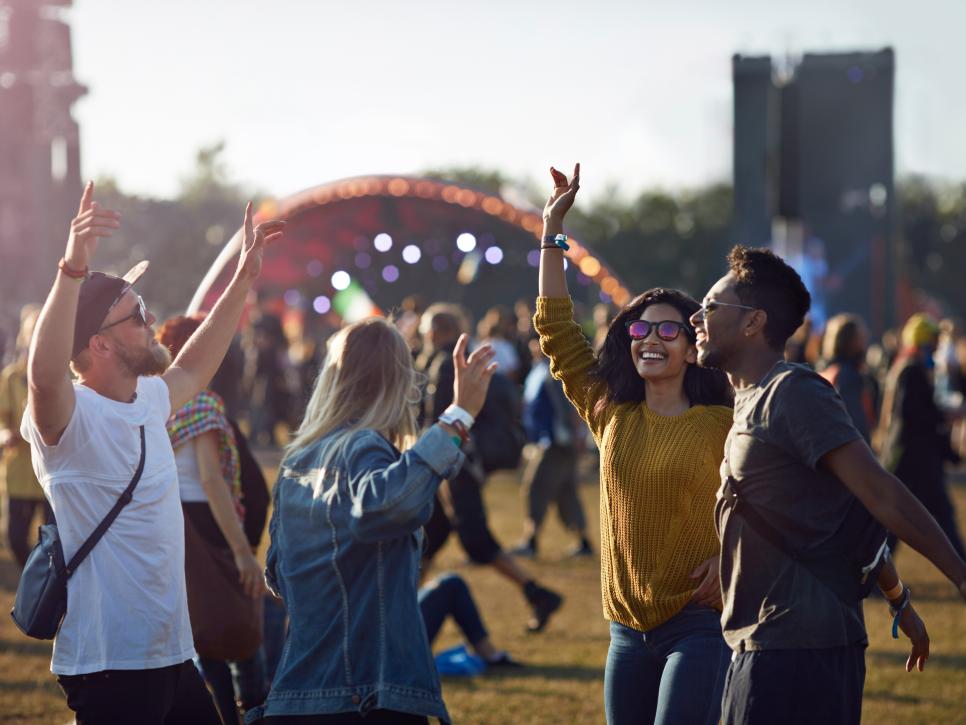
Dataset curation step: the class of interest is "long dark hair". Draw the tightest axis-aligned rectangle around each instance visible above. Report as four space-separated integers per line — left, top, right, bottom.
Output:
589 288 732 418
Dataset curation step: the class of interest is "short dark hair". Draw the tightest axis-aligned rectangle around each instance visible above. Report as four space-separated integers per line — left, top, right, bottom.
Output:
589 288 733 418
727 245 811 350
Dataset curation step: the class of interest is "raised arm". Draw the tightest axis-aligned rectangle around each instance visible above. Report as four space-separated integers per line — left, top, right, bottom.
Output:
533 164 607 433
28 182 121 444
347 336 497 542
538 163 579 299
163 203 284 411
821 439 966 600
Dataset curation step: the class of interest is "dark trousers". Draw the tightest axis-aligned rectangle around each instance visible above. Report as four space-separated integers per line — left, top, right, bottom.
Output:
722 643 866 725
419 573 488 647
422 469 502 565
57 659 221 725
521 444 586 531
6 497 52 568
200 651 268 725
261 712 428 724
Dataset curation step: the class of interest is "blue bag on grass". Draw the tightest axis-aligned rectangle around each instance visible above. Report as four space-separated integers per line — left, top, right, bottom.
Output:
434 644 486 677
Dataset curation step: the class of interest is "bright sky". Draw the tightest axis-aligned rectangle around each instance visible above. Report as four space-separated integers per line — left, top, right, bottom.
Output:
68 0 965 201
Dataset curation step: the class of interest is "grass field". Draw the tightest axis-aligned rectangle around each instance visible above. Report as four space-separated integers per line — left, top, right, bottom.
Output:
1 462 964 724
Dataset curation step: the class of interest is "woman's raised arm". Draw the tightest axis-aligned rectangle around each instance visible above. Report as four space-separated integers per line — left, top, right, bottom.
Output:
538 163 580 299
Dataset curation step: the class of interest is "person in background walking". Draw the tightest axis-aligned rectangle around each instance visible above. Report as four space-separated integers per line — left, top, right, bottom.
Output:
819 313 877 443
0 304 51 567
513 337 592 559
158 313 269 725
879 313 966 559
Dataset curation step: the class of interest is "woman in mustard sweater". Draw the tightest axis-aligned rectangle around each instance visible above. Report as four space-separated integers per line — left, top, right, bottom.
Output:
535 164 733 725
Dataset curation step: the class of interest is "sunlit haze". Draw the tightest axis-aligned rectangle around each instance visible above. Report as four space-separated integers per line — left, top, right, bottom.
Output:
68 0 965 200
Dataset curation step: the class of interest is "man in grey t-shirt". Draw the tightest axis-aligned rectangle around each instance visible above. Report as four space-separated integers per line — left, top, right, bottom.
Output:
691 245 966 725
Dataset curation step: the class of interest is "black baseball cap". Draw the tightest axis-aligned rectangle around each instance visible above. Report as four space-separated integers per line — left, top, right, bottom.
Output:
72 261 149 359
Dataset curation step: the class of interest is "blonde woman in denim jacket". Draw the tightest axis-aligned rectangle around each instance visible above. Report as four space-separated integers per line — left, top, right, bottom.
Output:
246 319 496 725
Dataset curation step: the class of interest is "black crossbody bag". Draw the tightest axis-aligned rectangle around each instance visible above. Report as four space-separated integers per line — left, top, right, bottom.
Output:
11 426 146 639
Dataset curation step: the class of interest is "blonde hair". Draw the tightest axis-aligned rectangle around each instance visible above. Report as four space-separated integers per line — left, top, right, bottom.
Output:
286 317 422 471
17 304 41 352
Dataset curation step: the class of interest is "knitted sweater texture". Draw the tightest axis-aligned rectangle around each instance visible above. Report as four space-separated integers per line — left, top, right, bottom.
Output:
534 297 732 632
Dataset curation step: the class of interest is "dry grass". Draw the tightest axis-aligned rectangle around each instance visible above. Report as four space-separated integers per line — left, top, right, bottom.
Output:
1 464 964 724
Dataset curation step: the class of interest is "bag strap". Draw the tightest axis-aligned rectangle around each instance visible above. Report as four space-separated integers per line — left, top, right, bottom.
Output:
726 475 877 603
65 425 146 577
726 476 805 565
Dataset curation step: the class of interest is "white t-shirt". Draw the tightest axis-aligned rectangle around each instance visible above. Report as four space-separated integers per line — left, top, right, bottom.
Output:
21 377 195 675
174 440 209 502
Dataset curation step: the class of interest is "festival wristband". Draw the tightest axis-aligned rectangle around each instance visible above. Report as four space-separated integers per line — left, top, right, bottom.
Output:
889 586 911 639
542 234 570 251
882 579 904 601
439 417 470 446
58 258 88 279
441 404 475 428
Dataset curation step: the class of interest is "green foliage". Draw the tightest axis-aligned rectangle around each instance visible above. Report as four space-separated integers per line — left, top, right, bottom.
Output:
896 175 966 315
566 183 735 300
89 142 249 320
83 160 966 325
421 166 517 196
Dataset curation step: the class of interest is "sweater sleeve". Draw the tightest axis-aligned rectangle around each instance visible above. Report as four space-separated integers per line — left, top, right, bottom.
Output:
533 297 607 438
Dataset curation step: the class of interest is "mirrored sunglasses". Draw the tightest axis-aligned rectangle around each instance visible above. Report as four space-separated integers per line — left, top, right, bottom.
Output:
624 319 693 342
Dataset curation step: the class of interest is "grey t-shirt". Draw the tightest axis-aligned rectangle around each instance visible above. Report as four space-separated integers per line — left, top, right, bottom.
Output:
715 361 866 652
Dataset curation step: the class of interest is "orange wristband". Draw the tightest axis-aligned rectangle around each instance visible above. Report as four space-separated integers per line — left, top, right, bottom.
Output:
882 580 904 601
58 258 88 279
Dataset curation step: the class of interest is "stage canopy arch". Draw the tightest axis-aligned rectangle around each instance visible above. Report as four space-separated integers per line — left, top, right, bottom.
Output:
189 175 631 324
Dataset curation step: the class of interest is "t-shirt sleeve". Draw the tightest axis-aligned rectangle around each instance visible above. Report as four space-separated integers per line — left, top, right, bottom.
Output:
19 385 94 467
144 376 172 421
769 371 862 469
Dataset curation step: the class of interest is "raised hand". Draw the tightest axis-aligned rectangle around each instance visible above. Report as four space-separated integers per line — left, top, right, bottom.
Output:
65 181 121 270
236 202 286 281
542 163 580 224
452 334 498 418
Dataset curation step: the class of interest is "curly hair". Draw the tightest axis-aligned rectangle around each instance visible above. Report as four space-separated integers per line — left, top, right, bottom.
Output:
727 245 811 350
588 288 732 418
156 312 207 358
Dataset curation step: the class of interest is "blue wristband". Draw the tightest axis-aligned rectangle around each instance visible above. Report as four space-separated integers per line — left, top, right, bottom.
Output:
889 586 911 639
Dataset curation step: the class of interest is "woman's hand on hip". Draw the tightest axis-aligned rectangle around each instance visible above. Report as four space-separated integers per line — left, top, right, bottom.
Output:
687 556 722 609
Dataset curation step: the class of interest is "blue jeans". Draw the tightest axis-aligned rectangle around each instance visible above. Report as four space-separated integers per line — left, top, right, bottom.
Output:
418 573 488 646
605 605 730 725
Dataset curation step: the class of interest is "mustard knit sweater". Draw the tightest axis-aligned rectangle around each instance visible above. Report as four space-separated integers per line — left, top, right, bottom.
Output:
534 297 732 632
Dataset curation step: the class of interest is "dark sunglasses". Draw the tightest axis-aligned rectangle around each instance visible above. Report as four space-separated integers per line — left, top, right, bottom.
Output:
99 295 148 332
693 299 757 320
625 319 694 342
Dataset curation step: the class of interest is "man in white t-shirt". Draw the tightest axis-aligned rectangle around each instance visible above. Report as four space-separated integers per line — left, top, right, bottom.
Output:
21 181 284 724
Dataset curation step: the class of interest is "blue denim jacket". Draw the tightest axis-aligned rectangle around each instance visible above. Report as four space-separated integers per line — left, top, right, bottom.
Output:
245 424 463 724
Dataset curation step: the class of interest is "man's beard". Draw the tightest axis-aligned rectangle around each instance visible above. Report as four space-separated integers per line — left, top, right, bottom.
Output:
697 344 725 370
116 340 171 377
